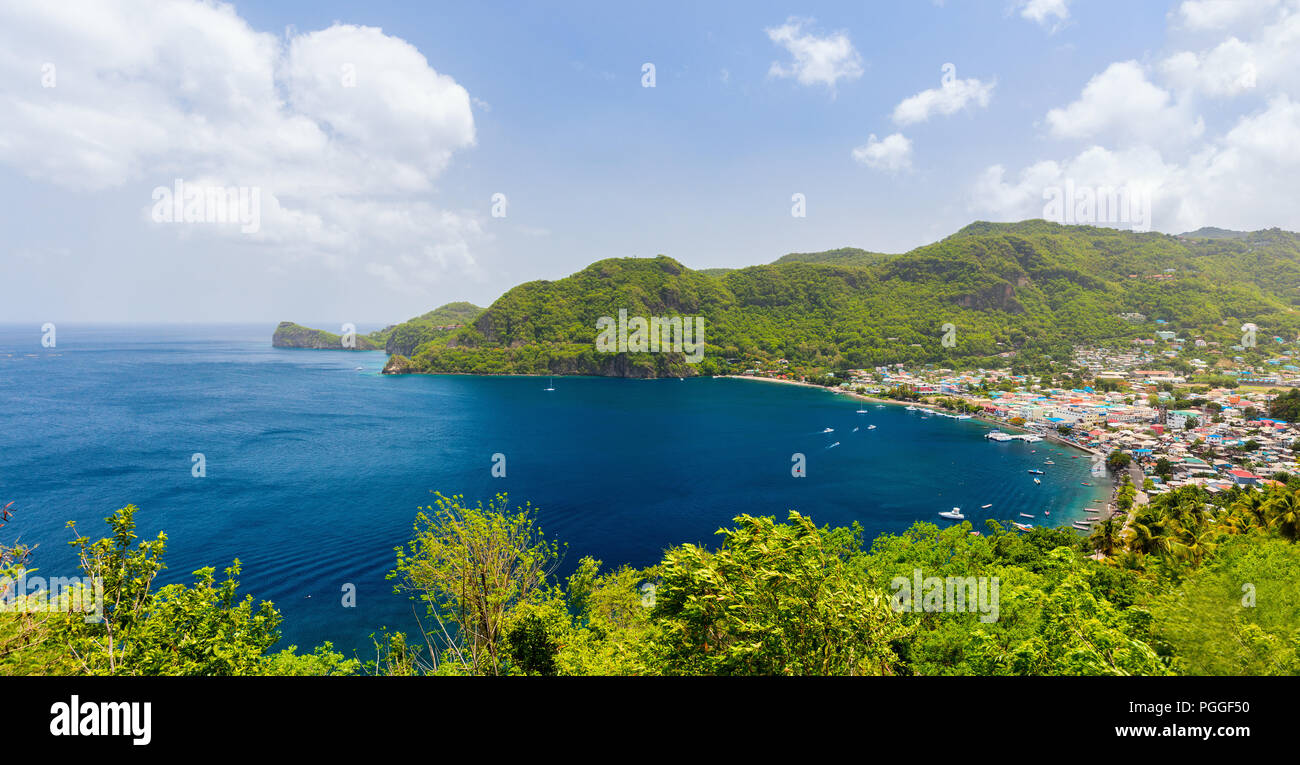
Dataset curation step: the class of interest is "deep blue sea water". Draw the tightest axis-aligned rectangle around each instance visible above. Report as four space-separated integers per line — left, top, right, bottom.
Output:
0 324 1107 656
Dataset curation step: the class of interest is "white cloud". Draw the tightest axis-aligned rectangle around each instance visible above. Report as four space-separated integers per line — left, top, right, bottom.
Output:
766 17 863 90
852 133 913 172
892 76 995 125
0 0 481 288
1174 0 1283 31
1162 3 1300 98
1045 61 1204 147
1019 0 1071 29
975 2 1300 234
972 95 1300 233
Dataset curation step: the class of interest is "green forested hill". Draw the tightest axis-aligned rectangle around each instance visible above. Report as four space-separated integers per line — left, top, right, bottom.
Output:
773 246 893 268
370 301 484 356
392 220 1300 377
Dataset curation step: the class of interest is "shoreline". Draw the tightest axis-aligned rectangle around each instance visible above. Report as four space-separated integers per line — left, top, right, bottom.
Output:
723 374 1112 530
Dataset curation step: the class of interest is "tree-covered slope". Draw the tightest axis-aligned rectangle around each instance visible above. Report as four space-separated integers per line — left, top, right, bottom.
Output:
272 322 382 350
370 301 484 356
395 220 1300 377
274 302 483 356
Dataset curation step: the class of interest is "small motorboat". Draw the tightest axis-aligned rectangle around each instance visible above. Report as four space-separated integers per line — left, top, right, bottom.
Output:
1012 522 1032 532
822 427 834 433
1081 482 1092 486
1019 513 1034 518
1028 469 1044 475
867 424 877 430
938 507 965 520
1033 478 1042 485
980 503 992 509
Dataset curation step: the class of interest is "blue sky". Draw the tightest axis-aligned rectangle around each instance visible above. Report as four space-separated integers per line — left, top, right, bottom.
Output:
2 0 1298 323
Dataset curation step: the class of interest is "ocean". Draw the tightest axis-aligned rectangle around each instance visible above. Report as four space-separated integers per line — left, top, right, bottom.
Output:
0 324 1107 656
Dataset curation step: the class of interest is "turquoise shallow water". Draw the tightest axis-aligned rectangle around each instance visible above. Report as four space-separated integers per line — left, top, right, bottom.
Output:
0 324 1104 655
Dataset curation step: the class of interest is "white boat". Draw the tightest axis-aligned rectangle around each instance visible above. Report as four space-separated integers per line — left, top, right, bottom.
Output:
1033 478 1041 485
1019 513 1035 518
981 503 992 509
856 408 868 413
545 376 555 391
867 424 877 430
821 427 834 433
852 427 859 432
905 405 918 411
938 507 965 520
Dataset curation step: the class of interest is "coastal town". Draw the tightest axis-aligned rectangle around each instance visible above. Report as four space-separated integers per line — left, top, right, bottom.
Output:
739 339 1300 504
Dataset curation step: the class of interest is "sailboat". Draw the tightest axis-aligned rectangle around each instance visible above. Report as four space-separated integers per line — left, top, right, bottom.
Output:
544 377 555 391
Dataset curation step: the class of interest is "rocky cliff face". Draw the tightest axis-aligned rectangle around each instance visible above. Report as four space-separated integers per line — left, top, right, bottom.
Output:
272 322 381 350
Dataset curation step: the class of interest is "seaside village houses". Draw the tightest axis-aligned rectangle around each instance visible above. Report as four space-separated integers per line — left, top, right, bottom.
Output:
740 336 1300 496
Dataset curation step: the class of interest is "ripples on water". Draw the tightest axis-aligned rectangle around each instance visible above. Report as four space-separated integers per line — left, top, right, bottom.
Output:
0 324 1105 654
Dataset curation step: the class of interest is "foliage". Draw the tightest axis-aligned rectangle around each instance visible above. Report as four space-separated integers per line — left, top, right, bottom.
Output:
391 492 562 676
1 505 355 675
385 221 1300 377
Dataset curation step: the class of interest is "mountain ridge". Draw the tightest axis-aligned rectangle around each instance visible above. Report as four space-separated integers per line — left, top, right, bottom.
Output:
273 220 1300 378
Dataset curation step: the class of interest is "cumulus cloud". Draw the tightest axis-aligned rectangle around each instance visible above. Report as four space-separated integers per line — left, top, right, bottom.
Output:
766 17 863 90
1174 0 1283 31
851 133 913 172
1019 0 1071 29
0 0 481 289
973 1 1300 234
892 75 995 125
1045 61 1204 147
973 95 1300 233
1162 3 1300 98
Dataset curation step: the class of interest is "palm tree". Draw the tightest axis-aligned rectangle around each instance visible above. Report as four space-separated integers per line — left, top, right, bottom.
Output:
1089 517 1121 557
1264 489 1300 541
1229 491 1267 529
1126 518 1163 555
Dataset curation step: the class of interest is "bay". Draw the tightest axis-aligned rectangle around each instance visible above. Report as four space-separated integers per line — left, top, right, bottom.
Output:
0 324 1106 656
